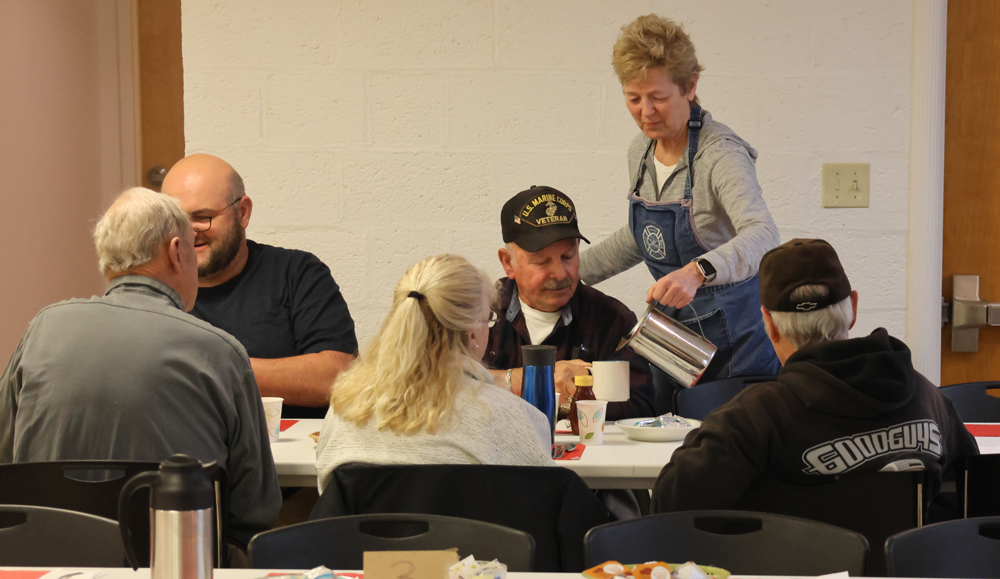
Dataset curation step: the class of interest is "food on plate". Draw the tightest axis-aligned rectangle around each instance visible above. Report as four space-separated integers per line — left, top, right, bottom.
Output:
309 431 320 443
582 561 729 579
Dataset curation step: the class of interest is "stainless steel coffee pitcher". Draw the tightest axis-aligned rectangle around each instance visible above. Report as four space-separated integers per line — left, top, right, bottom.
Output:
118 454 219 579
618 303 717 388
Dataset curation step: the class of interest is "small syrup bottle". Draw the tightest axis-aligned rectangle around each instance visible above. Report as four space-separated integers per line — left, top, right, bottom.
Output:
569 374 597 435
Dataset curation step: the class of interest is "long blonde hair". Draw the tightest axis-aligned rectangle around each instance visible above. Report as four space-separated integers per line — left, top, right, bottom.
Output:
330 254 496 435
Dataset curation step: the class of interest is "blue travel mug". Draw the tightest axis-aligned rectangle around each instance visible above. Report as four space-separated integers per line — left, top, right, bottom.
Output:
521 345 557 443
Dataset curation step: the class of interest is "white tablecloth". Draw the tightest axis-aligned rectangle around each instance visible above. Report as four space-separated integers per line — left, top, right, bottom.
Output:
270 419 681 489
272 419 1000 489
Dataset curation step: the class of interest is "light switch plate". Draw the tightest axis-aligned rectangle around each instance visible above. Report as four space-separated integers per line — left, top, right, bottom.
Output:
822 163 869 208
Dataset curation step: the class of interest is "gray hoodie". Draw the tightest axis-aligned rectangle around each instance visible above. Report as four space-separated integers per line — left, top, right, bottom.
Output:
580 110 780 287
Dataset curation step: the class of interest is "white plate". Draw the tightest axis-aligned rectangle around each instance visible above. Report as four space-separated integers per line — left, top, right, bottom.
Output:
616 417 701 442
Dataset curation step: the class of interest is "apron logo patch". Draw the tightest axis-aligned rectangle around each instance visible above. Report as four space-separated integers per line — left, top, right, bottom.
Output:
642 224 667 260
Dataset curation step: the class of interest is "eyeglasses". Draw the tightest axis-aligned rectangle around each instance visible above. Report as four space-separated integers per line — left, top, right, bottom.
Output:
487 311 499 328
190 196 244 232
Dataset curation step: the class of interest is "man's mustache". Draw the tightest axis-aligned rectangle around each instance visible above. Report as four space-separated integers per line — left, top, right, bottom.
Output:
543 278 574 291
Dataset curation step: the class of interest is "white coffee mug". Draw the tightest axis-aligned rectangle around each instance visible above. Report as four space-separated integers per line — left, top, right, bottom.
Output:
589 360 629 402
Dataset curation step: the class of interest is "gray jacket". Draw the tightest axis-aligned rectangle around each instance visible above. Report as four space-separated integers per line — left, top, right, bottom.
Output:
580 110 780 287
0 275 281 545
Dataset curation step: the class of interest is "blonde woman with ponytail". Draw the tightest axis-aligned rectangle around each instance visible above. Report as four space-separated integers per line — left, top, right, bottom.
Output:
316 254 553 492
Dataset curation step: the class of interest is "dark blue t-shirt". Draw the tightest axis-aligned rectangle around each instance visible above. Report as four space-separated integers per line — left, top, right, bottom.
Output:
191 240 357 418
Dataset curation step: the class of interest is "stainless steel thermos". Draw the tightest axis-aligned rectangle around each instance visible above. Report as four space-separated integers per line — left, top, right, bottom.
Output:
118 454 219 579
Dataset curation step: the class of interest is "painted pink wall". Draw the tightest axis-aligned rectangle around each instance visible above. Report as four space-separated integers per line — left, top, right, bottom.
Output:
0 0 109 360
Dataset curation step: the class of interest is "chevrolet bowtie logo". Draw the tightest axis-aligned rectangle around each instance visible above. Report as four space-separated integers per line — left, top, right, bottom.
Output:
796 302 818 311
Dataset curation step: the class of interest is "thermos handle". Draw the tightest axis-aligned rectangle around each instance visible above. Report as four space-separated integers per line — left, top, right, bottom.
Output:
118 470 159 570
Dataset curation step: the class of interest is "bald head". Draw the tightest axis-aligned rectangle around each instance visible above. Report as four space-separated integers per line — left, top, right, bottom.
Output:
161 154 253 285
162 154 244 209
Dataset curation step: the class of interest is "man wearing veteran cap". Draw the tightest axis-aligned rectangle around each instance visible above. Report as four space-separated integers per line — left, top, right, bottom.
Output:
652 238 977 513
483 186 654 420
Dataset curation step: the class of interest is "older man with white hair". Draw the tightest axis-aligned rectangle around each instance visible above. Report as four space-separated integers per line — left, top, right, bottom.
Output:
652 238 978 513
0 187 281 548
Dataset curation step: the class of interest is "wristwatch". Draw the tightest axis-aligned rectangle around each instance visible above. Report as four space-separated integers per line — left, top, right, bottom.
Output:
693 258 717 286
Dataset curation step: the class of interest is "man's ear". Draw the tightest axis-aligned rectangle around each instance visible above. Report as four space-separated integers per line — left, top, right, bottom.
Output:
761 306 780 342
237 196 253 228
498 248 515 279
167 237 183 273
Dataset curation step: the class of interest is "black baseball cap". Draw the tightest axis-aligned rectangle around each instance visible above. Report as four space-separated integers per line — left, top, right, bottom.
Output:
501 186 590 252
759 238 852 312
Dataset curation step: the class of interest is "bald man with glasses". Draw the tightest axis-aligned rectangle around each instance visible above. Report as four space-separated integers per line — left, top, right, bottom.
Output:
163 154 358 419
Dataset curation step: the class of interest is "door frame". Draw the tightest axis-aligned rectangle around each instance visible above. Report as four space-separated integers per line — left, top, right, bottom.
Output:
905 0 947 386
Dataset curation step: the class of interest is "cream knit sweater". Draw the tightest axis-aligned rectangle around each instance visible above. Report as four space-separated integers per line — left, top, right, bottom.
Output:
315 376 554 493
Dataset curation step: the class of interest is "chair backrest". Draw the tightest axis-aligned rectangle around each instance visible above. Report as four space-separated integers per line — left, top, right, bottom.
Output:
310 463 610 572
0 505 124 567
886 516 1000 578
584 510 867 576
249 513 534 571
673 375 776 420
730 470 925 576
940 381 1000 422
0 460 228 567
958 454 1000 518
0 460 159 566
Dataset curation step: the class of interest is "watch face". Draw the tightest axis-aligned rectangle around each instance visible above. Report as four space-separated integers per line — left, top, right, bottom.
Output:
697 259 717 277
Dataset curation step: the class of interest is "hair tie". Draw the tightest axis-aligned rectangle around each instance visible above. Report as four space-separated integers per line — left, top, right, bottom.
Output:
407 290 425 301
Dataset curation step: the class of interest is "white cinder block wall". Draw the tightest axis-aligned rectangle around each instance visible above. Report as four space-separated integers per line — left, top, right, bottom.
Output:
182 0 913 349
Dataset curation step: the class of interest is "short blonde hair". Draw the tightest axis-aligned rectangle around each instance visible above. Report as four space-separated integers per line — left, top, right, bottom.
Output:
93 187 190 276
612 14 704 96
769 285 853 349
330 254 497 436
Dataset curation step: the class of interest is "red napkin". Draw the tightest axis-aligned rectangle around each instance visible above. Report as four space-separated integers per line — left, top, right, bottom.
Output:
279 419 299 432
966 423 1000 437
0 572 50 579
553 444 586 460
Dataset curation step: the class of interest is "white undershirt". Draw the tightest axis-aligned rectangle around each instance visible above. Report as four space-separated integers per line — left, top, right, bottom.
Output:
519 298 561 345
653 155 677 199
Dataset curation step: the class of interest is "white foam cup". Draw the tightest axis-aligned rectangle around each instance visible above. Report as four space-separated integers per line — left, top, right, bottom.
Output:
576 400 609 445
261 397 284 443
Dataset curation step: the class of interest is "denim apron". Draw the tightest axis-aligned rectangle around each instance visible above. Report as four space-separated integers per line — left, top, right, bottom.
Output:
629 105 780 384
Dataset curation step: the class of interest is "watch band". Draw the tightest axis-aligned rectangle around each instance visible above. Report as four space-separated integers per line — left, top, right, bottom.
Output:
505 368 514 393
694 258 717 285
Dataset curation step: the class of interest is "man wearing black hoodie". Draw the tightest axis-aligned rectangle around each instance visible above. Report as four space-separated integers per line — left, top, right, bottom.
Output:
652 238 978 511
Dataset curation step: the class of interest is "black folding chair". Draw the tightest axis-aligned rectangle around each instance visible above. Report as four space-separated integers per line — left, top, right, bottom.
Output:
0 505 124 567
0 460 229 567
958 454 1000 518
311 463 610 572
940 381 1000 422
886 516 1000 578
250 513 534 571
584 510 867 576
673 375 776 420
730 470 925 576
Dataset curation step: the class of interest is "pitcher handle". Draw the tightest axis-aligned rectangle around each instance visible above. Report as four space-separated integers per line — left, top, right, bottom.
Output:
118 470 159 570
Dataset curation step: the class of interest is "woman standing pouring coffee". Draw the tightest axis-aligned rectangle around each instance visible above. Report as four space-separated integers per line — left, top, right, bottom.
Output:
580 15 781 387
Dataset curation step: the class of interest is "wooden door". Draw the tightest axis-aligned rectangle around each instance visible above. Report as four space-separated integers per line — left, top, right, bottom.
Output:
137 0 185 190
942 0 1000 384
